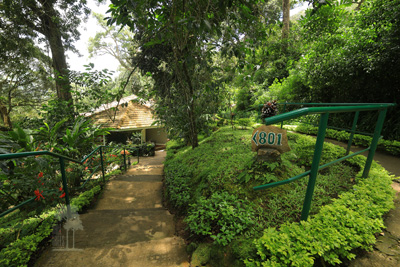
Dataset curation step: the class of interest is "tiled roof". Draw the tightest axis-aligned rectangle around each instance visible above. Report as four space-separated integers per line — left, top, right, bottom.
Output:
88 97 159 130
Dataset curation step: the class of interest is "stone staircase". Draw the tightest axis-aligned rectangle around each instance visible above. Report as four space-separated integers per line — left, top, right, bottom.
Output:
36 151 189 267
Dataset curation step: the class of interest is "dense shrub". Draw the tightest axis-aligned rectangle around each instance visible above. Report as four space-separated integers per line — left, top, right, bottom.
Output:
164 127 394 265
0 180 108 266
185 192 255 246
294 124 400 156
274 0 400 140
245 161 395 266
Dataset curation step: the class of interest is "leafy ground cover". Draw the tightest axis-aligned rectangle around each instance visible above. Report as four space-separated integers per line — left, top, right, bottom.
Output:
291 123 400 156
164 126 395 266
0 167 123 267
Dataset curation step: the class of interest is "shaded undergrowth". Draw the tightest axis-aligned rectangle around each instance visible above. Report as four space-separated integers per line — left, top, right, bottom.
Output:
164 126 378 266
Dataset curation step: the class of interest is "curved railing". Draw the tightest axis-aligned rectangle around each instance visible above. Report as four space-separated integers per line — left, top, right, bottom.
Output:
254 103 396 221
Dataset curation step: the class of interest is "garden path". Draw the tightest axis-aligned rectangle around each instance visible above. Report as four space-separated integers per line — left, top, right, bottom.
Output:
35 150 190 267
323 139 400 266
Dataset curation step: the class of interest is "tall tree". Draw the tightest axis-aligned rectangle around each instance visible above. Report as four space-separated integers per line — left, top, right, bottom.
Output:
0 7 52 128
88 12 136 71
282 0 290 39
87 12 151 97
107 0 265 148
1 0 90 104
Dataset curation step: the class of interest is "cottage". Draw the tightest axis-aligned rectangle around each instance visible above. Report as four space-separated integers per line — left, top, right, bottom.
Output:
86 95 167 146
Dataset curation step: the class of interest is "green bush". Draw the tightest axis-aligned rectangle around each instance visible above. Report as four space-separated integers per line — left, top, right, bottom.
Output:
245 160 395 266
70 185 101 210
127 143 155 157
237 118 252 130
0 184 102 267
164 163 192 211
294 124 400 156
0 214 55 267
165 126 395 265
185 192 255 246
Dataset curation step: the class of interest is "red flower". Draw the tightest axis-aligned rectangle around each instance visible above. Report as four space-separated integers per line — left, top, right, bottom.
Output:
38 172 43 178
42 183 44 186
59 187 63 191
60 192 66 198
85 166 88 170
38 180 41 183
34 189 45 201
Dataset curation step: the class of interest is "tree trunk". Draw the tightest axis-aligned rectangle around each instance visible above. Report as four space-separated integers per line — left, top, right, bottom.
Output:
182 61 199 149
189 105 199 149
0 105 12 129
39 0 73 104
282 0 290 40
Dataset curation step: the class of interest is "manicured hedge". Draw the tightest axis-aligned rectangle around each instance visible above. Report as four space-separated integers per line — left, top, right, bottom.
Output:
0 185 102 267
245 156 395 266
294 124 400 156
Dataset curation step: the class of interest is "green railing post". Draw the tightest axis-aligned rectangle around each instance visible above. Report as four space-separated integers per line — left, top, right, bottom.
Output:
59 157 72 219
346 111 360 155
281 102 287 129
362 108 387 178
300 112 329 221
100 146 105 184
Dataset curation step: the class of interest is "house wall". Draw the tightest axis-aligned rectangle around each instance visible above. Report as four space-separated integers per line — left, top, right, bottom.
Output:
146 128 168 144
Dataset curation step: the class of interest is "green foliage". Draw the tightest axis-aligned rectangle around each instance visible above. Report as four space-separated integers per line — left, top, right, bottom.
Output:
106 0 274 148
58 117 110 158
164 127 387 264
164 128 255 213
237 118 252 130
191 243 212 266
246 163 395 266
4 126 36 152
0 116 111 211
295 124 400 156
164 163 191 210
277 0 400 140
185 192 255 246
0 214 55 267
0 153 62 214
0 184 102 266
236 87 254 111
70 185 102 211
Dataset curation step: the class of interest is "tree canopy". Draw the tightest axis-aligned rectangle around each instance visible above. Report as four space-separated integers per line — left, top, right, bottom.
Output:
1 0 90 105
106 0 271 148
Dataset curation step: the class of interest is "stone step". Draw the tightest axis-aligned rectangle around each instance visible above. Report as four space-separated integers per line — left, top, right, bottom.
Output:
117 174 163 182
70 208 176 248
126 166 164 176
40 237 189 267
95 179 163 210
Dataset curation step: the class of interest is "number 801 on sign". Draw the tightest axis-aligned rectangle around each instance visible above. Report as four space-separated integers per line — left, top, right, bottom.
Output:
252 131 282 146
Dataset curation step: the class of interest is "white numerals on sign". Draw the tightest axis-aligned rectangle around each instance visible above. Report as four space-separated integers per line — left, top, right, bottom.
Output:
252 131 283 146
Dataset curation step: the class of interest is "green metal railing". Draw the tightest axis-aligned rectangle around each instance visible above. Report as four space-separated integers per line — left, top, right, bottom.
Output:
254 103 396 221
259 102 394 155
0 146 130 219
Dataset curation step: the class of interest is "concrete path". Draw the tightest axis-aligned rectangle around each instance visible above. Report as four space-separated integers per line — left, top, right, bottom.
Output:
36 151 189 267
